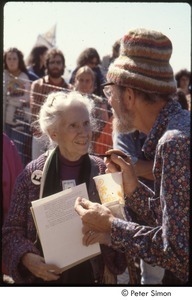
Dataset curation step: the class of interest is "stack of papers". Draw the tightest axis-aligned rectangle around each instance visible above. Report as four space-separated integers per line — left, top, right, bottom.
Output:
31 183 101 271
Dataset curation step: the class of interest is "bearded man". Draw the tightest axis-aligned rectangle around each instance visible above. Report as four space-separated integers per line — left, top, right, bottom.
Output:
30 48 72 159
74 28 190 284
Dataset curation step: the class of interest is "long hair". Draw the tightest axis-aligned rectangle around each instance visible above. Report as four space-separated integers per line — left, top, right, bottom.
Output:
175 69 191 88
26 45 48 75
77 48 101 67
75 66 95 81
3 47 28 74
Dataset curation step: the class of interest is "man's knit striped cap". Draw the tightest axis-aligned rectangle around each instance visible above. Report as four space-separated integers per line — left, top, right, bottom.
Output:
107 28 177 94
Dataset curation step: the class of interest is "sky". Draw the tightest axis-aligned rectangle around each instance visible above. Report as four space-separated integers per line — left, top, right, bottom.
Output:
3 2 191 77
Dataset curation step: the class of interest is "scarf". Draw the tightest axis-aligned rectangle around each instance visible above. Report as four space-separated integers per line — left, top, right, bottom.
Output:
35 148 97 284
42 147 91 198
40 147 127 281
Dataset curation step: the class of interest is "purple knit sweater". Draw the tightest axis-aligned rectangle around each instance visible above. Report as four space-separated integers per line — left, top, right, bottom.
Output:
2 152 106 283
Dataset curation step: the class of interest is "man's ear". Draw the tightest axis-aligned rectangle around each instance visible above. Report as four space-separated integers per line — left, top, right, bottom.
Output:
123 87 136 109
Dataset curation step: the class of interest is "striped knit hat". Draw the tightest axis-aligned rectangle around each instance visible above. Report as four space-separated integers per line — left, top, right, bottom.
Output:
107 28 177 94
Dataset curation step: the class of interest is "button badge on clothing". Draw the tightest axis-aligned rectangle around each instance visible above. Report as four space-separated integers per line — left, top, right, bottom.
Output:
31 170 43 185
62 179 76 190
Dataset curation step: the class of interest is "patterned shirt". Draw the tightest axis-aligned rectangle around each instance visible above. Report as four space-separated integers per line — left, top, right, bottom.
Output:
111 100 190 282
4 70 31 126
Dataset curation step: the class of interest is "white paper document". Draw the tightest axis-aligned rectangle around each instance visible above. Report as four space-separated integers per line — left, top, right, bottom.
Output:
31 183 101 271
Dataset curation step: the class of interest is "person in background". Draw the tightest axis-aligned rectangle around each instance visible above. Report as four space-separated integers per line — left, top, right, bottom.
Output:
101 39 121 78
2 133 23 221
26 45 48 80
2 133 23 283
2 91 127 285
113 131 154 184
175 69 191 110
69 47 106 96
92 114 113 155
74 28 190 284
30 48 72 159
175 68 191 96
3 47 32 166
174 88 189 110
73 65 96 95
73 65 110 153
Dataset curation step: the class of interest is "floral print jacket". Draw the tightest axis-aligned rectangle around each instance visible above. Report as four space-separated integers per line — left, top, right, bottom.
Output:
111 100 190 282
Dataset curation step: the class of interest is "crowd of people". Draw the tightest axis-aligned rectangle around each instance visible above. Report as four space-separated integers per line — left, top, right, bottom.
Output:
2 27 191 286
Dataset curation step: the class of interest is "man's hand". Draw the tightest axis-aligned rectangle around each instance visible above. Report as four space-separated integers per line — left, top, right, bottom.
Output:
105 149 140 196
82 224 111 246
74 197 114 233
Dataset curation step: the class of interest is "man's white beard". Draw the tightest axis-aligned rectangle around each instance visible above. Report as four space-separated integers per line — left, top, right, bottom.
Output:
112 109 136 134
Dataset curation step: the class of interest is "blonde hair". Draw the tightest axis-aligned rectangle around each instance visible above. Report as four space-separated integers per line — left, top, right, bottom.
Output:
75 65 95 81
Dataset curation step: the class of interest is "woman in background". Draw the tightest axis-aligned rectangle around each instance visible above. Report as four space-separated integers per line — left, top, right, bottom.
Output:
2 133 23 283
73 66 111 155
26 45 48 80
175 69 191 110
70 47 106 96
3 47 31 166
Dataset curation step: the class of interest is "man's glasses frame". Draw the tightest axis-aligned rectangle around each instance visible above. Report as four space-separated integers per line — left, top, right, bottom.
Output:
103 83 115 99
48 60 63 66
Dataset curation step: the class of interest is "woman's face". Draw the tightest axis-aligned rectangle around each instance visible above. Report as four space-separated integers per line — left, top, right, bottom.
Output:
75 72 94 94
51 104 92 161
5 51 19 73
87 57 98 69
179 75 190 90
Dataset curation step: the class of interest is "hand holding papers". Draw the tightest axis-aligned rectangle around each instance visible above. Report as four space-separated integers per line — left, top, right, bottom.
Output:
31 183 100 272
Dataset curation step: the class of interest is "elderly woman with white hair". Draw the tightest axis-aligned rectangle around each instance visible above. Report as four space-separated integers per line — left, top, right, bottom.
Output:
2 91 127 285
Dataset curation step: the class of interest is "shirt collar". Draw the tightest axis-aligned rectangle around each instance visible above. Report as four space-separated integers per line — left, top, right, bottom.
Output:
143 99 181 160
